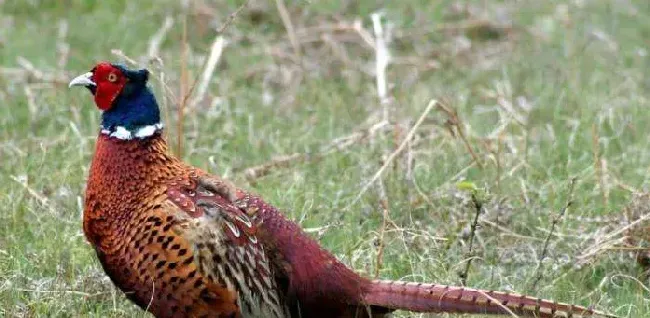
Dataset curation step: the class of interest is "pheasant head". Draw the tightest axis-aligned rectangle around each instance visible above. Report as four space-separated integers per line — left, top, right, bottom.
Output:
69 62 162 140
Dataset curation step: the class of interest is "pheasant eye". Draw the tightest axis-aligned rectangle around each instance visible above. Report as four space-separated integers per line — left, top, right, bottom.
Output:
107 73 118 83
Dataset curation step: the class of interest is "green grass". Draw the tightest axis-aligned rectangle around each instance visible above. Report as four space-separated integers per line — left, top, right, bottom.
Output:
1 0 650 317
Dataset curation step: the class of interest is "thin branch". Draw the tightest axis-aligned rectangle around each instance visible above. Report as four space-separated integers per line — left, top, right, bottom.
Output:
144 278 155 313
241 120 390 181
288 18 508 41
476 290 519 318
592 124 609 206
375 178 390 278
110 49 179 105
352 18 377 49
14 57 68 85
190 36 226 108
56 20 70 70
496 132 503 193
17 57 45 80
243 153 305 182
150 58 171 140
23 86 37 116
179 0 249 111
370 12 392 121
436 102 483 168
275 0 301 60
578 211 650 263
10 175 58 216
349 99 438 207
109 49 138 65
14 289 109 298
177 15 189 157
146 16 174 63
530 177 577 291
610 274 650 294
321 33 353 66
216 0 250 34
459 192 484 286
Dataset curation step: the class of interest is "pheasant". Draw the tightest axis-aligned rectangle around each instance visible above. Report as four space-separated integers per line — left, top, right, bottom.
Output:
69 62 616 318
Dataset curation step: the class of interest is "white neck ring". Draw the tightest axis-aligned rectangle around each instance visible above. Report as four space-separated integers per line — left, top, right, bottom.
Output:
100 123 164 140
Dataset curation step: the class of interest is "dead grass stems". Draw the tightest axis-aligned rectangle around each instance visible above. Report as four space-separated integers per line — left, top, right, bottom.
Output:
436 102 483 169
239 120 391 181
374 178 390 278
216 0 250 34
529 177 577 291
178 15 189 157
275 0 301 61
348 99 438 208
592 123 609 206
112 1 246 156
459 191 484 286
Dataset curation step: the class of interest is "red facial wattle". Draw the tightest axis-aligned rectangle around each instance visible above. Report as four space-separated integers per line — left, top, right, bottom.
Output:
92 63 127 111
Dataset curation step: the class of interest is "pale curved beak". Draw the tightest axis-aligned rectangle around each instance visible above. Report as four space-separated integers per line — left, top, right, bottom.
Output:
68 72 96 88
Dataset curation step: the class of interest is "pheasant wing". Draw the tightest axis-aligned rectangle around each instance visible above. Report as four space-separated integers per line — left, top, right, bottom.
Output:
165 175 287 317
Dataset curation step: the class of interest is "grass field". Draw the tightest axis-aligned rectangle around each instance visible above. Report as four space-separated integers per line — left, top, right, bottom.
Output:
2 0 650 317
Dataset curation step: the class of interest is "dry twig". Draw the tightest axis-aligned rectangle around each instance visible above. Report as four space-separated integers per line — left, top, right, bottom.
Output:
459 192 484 286
216 0 250 34
11 57 68 85
56 20 70 70
177 16 189 157
145 16 174 63
436 102 483 168
374 178 390 278
240 120 390 181
370 12 392 121
529 177 577 291
190 36 226 108
110 50 179 105
14 288 110 298
349 99 438 207
10 175 58 216
476 290 519 318
592 124 609 206
275 0 301 60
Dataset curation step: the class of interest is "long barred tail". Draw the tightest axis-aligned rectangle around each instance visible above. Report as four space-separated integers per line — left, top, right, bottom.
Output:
363 280 617 318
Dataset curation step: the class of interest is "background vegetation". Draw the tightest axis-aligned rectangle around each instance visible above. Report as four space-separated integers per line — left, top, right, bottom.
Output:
1 0 649 316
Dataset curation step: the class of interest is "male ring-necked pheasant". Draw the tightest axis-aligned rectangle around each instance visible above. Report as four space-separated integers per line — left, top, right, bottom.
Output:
69 62 615 318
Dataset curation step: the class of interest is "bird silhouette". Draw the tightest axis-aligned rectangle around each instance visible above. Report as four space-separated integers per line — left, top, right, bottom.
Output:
69 62 616 318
